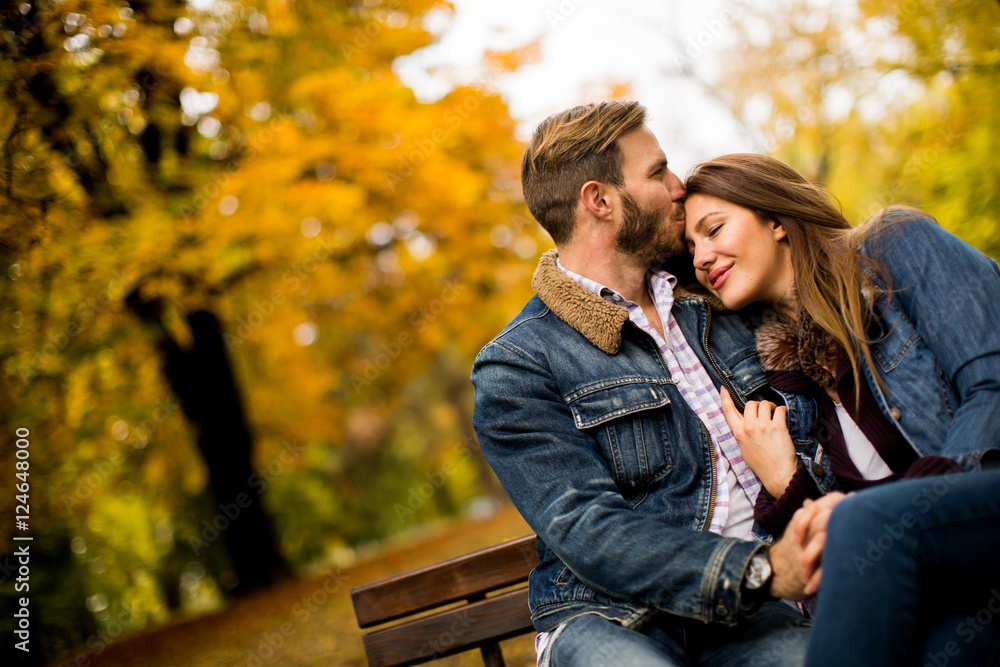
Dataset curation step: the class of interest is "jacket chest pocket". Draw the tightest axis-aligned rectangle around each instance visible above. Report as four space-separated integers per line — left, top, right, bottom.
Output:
566 380 674 495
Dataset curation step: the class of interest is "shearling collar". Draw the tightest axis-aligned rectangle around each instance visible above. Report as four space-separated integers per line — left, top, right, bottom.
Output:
530 249 724 354
754 308 838 390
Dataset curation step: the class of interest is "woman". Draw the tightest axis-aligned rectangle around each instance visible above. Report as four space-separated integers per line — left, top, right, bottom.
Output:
681 154 1000 666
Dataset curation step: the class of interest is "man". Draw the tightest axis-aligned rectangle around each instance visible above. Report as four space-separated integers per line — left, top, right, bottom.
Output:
470 101 815 665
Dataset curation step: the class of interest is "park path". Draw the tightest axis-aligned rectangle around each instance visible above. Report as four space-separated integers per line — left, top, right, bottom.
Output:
58 506 535 667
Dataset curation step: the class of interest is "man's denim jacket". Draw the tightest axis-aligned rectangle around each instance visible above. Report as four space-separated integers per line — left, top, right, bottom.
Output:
777 212 1000 489
471 251 781 633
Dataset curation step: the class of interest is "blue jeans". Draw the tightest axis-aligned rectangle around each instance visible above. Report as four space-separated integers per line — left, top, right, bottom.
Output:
548 601 810 666
806 471 1000 667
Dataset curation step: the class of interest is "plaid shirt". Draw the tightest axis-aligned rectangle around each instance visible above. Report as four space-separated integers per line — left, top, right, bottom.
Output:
558 260 761 536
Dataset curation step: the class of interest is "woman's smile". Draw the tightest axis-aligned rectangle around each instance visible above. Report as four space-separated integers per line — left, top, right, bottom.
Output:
708 263 734 289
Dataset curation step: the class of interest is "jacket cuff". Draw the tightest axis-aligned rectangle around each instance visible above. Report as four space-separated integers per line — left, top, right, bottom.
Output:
754 460 822 536
903 455 963 479
702 538 767 626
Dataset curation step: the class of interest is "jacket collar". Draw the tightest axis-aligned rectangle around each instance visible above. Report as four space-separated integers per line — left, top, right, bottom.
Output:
530 249 724 354
754 307 838 390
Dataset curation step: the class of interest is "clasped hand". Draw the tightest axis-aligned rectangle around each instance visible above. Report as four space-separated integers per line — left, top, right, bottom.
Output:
770 492 848 598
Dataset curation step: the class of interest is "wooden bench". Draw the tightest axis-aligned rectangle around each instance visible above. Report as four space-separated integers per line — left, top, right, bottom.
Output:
351 534 540 667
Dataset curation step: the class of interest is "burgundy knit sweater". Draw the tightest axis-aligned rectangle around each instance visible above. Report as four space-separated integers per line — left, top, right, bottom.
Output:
753 339 961 536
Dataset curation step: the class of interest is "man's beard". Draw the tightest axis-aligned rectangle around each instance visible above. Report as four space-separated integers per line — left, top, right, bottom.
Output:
615 190 686 267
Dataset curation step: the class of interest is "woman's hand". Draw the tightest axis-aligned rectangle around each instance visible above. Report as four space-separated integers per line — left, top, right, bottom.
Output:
787 492 849 594
720 388 798 498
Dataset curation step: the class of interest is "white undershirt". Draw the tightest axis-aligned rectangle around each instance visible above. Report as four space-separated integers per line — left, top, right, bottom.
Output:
834 402 894 480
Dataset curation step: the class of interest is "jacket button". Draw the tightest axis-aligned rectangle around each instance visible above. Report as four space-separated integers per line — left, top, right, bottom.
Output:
716 600 728 617
890 407 902 420
812 464 825 477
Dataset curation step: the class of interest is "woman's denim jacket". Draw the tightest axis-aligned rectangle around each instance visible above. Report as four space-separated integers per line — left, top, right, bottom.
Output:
776 212 1000 490
471 251 783 633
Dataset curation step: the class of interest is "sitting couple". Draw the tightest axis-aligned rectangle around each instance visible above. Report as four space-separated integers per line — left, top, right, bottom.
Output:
470 100 1000 666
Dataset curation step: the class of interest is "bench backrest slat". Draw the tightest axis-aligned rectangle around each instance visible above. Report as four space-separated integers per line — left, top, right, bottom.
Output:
352 535 538 628
361 588 532 667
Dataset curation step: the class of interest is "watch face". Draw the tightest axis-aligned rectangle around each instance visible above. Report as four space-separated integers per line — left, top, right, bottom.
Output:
747 553 772 590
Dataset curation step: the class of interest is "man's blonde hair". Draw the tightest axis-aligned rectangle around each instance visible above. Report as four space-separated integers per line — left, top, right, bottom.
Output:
521 101 647 245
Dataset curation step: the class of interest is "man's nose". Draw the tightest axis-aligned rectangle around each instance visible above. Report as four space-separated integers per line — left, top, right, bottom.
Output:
667 171 685 201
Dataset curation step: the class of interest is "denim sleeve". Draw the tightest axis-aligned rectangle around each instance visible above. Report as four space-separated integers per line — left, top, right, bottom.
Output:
865 214 1000 462
471 338 763 625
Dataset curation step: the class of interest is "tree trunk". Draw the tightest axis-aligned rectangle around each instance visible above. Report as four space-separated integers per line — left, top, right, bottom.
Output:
165 310 291 593
128 296 290 594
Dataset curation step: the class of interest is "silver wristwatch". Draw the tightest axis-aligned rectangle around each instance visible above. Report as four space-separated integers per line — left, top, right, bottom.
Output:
744 550 773 591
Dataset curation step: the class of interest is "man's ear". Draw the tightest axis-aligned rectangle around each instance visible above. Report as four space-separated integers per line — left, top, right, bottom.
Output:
580 180 615 220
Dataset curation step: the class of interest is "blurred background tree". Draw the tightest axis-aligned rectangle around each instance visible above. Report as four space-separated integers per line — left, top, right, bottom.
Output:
1 0 541 662
2 0 999 664
720 0 1000 257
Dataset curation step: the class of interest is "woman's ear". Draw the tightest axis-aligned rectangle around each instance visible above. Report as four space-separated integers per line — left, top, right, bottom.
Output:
768 219 787 241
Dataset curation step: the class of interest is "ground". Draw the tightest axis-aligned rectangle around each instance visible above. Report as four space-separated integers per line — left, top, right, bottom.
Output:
56 505 536 667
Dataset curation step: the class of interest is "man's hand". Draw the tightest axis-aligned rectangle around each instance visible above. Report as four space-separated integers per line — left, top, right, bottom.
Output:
768 515 811 600
720 388 798 498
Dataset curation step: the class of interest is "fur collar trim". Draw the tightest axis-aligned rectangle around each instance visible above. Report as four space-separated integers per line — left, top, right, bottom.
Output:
530 249 724 355
754 309 838 390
